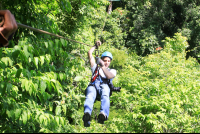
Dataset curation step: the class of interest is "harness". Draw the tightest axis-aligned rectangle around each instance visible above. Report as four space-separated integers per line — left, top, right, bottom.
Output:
86 65 112 101
91 64 100 83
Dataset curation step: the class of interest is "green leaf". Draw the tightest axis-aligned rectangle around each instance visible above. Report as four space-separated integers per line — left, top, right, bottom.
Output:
27 110 31 120
55 81 61 90
55 39 60 46
0 82 6 96
71 50 78 54
49 102 53 112
46 81 52 92
40 80 46 93
3 70 7 76
22 69 31 79
43 92 49 101
45 114 50 125
22 111 27 125
59 73 64 81
12 50 20 61
39 115 44 124
45 54 51 64
16 69 22 78
23 45 30 58
6 83 12 94
13 86 19 96
74 76 83 81
55 116 60 125
25 79 29 92
29 57 31 63
44 117 48 126
21 79 25 91
66 1 72 13
55 106 61 115
8 58 13 66
34 57 39 69
44 42 48 48
29 83 33 96
50 79 56 83
40 56 45 66
6 110 11 118
0 61 6 69
59 117 65 128
1 57 8 66
60 39 66 47
33 83 38 96
62 105 67 115
15 109 22 120
39 128 46 133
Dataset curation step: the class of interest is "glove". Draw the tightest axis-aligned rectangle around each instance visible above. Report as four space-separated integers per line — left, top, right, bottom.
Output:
95 57 104 67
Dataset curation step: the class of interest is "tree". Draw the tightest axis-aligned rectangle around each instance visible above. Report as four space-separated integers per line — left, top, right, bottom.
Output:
120 0 200 63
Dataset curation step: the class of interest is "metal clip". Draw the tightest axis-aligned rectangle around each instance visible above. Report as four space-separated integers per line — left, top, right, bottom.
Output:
95 49 99 57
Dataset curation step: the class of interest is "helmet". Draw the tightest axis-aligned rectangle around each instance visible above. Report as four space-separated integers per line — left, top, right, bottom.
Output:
101 51 113 60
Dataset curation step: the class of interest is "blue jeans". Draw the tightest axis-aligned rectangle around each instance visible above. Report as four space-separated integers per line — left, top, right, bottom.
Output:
84 83 110 118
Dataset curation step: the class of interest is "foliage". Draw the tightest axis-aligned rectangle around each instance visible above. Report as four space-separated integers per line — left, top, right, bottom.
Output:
1 0 62 44
163 33 189 56
0 38 87 132
108 47 129 69
121 0 200 62
0 0 200 133
109 33 200 133
101 7 127 49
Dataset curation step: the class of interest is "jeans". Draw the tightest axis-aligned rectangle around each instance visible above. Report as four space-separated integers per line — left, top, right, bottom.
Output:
84 83 110 118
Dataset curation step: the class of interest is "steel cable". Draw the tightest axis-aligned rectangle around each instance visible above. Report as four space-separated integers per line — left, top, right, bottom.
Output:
0 8 109 47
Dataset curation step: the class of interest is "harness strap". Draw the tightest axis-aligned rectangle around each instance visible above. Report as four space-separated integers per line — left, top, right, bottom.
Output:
91 65 99 83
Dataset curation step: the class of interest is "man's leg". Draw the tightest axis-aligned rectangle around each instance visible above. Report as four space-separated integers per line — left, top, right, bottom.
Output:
83 85 96 127
98 84 110 124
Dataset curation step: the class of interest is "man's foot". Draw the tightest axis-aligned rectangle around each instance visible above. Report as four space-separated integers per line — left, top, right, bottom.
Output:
82 112 91 127
98 112 107 124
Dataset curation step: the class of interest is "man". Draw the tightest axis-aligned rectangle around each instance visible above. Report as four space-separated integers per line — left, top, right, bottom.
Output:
83 40 117 127
0 10 18 47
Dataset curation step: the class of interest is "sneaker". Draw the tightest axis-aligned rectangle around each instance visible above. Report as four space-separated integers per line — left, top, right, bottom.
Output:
98 112 107 124
82 112 91 127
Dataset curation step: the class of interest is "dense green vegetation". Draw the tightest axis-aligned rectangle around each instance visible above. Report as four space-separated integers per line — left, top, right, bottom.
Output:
0 0 200 133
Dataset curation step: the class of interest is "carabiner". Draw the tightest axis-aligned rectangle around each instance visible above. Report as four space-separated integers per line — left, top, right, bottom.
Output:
95 49 99 57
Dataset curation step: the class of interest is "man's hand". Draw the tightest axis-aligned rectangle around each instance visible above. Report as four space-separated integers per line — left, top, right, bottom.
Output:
95 40 101 49
0 10 18 47
95 57 104 67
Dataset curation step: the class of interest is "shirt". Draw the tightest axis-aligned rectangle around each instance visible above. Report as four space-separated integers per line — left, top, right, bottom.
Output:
91 64 117 79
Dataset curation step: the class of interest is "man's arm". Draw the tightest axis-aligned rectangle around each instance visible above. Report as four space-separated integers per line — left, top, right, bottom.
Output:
101 66 115 79
88 41 101 68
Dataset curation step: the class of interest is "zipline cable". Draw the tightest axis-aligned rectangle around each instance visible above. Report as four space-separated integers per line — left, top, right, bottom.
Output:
0 7 109 48
17 23 93 47
94 10 108 56
0 16 93 47
100 10 108 40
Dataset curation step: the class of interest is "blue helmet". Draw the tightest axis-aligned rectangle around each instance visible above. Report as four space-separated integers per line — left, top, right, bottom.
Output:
101 51 113 60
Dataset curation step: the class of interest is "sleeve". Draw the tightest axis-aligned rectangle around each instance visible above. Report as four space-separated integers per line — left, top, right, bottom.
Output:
91 64 97 74
110 69 117 77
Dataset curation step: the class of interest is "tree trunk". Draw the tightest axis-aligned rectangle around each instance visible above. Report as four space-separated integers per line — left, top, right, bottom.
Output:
107 1 112 14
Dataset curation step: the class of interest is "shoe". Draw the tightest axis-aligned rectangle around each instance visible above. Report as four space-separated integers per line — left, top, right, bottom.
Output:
82 112 91 127
98 112 107 124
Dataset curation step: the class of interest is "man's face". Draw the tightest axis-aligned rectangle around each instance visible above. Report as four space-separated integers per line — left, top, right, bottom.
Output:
102 57 111 68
